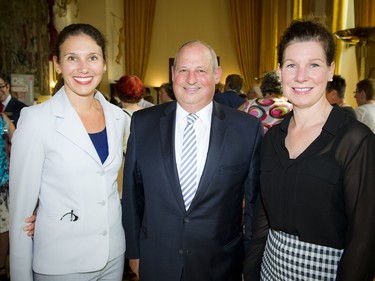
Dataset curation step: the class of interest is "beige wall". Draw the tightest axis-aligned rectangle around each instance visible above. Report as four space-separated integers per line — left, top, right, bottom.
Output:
145 0 240 88
78 0 240 97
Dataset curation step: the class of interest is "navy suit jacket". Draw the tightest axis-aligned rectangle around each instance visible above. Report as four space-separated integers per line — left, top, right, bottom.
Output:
122 101 263 281
4 97 27 127
214 90 245 109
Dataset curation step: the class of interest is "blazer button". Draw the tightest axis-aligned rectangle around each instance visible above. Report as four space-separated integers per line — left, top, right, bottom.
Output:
184 217 190 223
178 248 184 255
98 200 106 206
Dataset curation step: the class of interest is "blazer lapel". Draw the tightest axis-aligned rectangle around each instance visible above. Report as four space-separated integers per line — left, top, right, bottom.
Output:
159 103 187 212
52 89 104 166
98 93 122 167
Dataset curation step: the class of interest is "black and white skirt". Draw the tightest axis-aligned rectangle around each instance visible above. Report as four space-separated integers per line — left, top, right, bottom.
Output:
261 229 343 281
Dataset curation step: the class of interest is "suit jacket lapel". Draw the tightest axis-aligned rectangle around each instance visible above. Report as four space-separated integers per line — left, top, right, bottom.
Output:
188 102 227 212
159 102 187 212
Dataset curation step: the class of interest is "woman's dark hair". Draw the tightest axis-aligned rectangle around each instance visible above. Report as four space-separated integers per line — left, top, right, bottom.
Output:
54 23 107 63
326 75 346 99
277 17 335 66
115 75 145 104
0 73 10 85
356 78 375 100
260 71 282 97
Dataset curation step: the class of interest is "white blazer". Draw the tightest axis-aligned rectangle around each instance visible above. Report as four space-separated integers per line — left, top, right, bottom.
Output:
9 88 126 281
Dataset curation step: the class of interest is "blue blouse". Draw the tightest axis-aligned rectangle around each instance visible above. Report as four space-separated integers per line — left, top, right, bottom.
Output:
88 128 109 164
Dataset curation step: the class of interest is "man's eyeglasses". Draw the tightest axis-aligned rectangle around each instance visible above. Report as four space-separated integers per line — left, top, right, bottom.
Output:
0 84 7 89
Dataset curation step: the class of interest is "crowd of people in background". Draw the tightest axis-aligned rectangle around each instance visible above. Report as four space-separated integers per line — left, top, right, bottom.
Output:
0 15 374 281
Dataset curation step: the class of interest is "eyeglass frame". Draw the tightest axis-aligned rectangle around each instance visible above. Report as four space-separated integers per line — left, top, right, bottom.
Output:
0 84 8 89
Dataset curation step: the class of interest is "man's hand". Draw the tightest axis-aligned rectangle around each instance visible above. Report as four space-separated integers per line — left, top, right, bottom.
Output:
23 214 36 237
129 258 140 278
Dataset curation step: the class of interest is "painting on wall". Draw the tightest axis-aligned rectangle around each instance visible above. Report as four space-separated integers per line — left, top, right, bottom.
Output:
0 0 50 97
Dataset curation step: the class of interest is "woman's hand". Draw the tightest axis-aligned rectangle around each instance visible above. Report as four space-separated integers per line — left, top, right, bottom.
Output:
23 214 36 237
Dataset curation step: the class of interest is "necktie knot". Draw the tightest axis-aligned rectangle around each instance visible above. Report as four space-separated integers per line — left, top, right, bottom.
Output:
186 113 198 125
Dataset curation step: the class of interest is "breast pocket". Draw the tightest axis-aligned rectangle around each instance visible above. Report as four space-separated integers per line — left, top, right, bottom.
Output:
220 162 246 176
296 160 341 205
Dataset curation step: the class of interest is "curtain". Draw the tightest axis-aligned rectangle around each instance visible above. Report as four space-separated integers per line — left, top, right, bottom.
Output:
259 0 290 74
229 0 292 88
292 0 315 19
354 0 375 27
229 0 261 90
124 0 156 80
293 0 302 18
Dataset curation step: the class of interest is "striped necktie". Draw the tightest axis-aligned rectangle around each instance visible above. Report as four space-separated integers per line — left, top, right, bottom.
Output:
179 113 199 210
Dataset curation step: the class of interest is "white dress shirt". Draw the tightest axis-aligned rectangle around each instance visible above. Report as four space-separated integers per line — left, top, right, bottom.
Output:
175 102 212 185
2 94 11 111
355 103 375 133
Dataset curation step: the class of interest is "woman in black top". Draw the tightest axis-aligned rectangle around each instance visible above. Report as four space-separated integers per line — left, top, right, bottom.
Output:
244 17 375 281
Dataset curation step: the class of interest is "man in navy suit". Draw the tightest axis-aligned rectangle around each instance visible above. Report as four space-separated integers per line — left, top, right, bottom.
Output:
214 74 246 108
0 73 28 127
122 40 263 281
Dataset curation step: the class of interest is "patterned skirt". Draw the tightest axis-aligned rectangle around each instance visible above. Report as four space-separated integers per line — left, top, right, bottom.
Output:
261 229 343 281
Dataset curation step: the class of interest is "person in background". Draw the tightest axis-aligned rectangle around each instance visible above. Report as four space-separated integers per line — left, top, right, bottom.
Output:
143 94 155 104
239 70 292 134
354 78 375 133
138 87 154 108
213 74 246 108
159 82 175 103
116 75 144 153
326 74 356 119
214 82 224 94
9 23 126 281
114 74 143 281
239 92 247 100
0 112 15 281
246 84 261 100
0 74 27 127
123 40 263 281
244 17 375 281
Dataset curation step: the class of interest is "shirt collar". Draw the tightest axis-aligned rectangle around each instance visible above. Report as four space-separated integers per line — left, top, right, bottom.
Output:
279 105 346 136
176 102 213 125
3 94 11 107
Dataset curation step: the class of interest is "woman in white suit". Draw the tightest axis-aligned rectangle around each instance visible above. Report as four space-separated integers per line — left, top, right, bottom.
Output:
9 24 126 281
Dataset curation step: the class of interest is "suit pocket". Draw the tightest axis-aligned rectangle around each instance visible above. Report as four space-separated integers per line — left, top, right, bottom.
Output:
220 163 246 176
